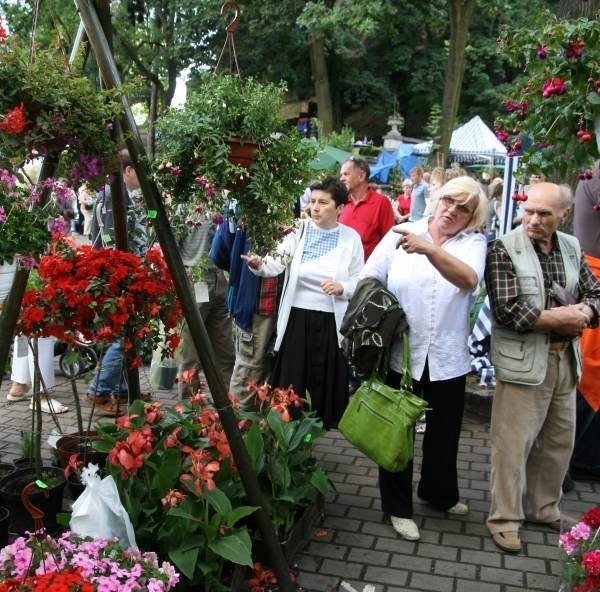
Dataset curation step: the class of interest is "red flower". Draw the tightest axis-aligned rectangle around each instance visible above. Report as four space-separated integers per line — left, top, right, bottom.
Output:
247 562 278 592
108 425 154 478
582 507 600 529
0 18 7 44
161 488 186 509
0 102 27 135
582 550 600 576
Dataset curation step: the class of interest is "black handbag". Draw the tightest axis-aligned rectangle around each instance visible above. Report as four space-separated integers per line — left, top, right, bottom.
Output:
338 334 427 473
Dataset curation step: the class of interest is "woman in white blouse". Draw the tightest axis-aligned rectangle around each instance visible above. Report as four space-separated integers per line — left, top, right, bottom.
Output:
360 176 488 541
242 176 364 428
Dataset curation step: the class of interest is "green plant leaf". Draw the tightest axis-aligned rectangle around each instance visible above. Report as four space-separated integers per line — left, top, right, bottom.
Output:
226 505 259 527
204 487 232 515
208 529 253 567
587 92 600 106
309 467 332 496
243 421 265 470
267 409 295 450
169 545 200 581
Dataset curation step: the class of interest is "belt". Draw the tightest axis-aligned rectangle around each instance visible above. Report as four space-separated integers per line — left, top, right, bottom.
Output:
549 340 571 350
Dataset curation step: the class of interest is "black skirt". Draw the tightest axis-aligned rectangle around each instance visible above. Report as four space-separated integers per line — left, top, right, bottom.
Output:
270 307 349 429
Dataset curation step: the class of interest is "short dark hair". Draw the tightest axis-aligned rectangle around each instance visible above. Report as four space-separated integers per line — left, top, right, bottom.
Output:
344 157 370 180
310 175 349 206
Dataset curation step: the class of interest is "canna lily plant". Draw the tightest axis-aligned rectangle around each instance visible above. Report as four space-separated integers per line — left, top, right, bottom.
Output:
94 373 331 589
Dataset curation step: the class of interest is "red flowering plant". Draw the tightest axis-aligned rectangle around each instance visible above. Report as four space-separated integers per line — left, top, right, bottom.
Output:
17 236 182 365
94 373 331 588
559 506 600 592
496 16 599 181
0 33 123 188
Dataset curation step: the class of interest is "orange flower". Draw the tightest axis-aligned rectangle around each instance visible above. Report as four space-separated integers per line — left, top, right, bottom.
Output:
0 102 27 135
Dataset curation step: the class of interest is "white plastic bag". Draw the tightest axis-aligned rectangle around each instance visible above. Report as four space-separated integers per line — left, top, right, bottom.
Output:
69 464 138 549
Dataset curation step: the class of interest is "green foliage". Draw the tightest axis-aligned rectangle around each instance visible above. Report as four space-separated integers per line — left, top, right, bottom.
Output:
153 74 316 255
497 16 600 180
323 126 355 151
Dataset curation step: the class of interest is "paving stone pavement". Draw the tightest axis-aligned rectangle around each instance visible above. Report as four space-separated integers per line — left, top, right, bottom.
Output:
1 367 598 592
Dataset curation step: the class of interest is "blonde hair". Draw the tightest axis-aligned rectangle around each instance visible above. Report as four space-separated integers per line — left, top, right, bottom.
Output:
432 175 488 231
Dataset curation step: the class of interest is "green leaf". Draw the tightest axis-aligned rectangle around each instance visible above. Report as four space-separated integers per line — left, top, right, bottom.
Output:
169 545 200 580
310 467 332 496
587 92 600 106
271 461 291 490
204 487 232 515
226 505 259 527
208 530 253 567
243 421 265 470
267 409 294 449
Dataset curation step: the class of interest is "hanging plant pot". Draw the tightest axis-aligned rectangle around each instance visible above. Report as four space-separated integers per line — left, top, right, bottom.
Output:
55 431 106 470
224 137 259 191
0 466 66 533
0 260 17 303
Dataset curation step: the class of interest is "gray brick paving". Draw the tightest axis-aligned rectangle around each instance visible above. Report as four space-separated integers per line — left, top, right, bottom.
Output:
1 369 599 592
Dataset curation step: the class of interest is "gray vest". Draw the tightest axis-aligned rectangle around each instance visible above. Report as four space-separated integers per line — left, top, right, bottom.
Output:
490 228 582 385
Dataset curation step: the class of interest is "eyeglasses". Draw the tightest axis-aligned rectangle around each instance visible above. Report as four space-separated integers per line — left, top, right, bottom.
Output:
439 195 474 216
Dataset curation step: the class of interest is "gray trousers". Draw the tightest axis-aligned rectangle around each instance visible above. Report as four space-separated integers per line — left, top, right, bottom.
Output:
229 313 275 401
487 347 576 534
179 270 235 392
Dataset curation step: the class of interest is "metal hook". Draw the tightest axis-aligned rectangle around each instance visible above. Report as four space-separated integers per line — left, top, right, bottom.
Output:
220 1 240 33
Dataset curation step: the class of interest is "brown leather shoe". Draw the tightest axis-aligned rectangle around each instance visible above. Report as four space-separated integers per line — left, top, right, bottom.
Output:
491 531 521 553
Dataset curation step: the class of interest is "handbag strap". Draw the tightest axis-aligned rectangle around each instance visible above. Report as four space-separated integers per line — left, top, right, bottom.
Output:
399 333 412 392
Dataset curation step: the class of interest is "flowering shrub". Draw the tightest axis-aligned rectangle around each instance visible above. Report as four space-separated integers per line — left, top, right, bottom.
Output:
0 35 122 187
559 506 600 591
94 375 330 588
18 236 182 362
497 16 599 180
0 531 179 591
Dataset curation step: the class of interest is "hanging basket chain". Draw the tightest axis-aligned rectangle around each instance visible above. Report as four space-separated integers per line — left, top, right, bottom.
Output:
214 1 242 81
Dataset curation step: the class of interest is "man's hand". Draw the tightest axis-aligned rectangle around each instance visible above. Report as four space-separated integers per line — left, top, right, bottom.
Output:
546 305 590 336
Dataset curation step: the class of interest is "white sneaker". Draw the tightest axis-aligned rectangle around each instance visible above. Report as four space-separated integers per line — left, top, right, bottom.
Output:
390 516 420 541
446 502 469 515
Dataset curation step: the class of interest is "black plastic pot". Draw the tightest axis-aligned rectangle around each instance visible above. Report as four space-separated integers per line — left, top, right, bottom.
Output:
0 506 9 548
0 467 66 533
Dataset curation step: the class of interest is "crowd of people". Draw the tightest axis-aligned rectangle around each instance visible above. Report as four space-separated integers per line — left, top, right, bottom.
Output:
4 153 600 557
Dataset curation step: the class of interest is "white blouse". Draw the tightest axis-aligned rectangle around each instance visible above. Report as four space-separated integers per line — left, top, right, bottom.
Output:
360 217 487 381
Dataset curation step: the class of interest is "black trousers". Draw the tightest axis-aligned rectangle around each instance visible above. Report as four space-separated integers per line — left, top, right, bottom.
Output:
379 361 466 518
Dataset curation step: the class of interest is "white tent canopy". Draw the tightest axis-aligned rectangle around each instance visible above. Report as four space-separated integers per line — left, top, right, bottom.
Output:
413 115 507 162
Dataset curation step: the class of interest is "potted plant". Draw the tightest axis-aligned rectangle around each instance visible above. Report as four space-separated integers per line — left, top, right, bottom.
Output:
152 73 317 255
496 16 600 181
558 506 600 591
0 530 180 590
0 36 123 188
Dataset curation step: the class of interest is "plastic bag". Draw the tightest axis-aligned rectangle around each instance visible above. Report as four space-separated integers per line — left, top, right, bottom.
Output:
69 464 138 549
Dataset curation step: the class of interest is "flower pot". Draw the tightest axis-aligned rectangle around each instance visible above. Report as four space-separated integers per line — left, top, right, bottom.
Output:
12 457 35 471
0 260 17 303
252 495 325 564
157 364 178 390
66 474 86 501
224 137 259 191
0 506 9 548
55 431 106 470
0 466 66 533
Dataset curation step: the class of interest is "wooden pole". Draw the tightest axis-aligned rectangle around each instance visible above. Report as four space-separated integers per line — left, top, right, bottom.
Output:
73 1 296 588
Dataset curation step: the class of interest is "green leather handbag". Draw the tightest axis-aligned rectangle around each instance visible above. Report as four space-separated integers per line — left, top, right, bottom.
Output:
338 334 428 473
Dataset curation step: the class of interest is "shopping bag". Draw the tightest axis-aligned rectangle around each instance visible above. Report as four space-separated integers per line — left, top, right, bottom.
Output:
338 334 427 473
70 464 138 549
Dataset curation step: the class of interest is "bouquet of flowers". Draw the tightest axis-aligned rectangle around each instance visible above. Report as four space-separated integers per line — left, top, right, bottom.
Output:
0 531 179 591
17 236 182 363
559 506 600 592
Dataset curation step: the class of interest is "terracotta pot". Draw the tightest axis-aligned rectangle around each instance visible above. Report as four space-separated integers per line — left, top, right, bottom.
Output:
224 137 259 191
55 431 106 470
0 466 66 533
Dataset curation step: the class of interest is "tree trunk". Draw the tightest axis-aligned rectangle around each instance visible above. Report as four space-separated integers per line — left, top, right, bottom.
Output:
431 0 476 167
557 0 600 18
308 35 333 137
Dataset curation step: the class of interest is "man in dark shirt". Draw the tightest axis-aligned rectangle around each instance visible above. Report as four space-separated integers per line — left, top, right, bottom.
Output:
485 182 600 554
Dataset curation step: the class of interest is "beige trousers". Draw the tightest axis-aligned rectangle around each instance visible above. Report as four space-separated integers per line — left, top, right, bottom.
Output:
487 347 576 534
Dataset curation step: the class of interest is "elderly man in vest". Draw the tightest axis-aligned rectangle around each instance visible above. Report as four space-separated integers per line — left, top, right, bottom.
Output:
485 182 600 554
